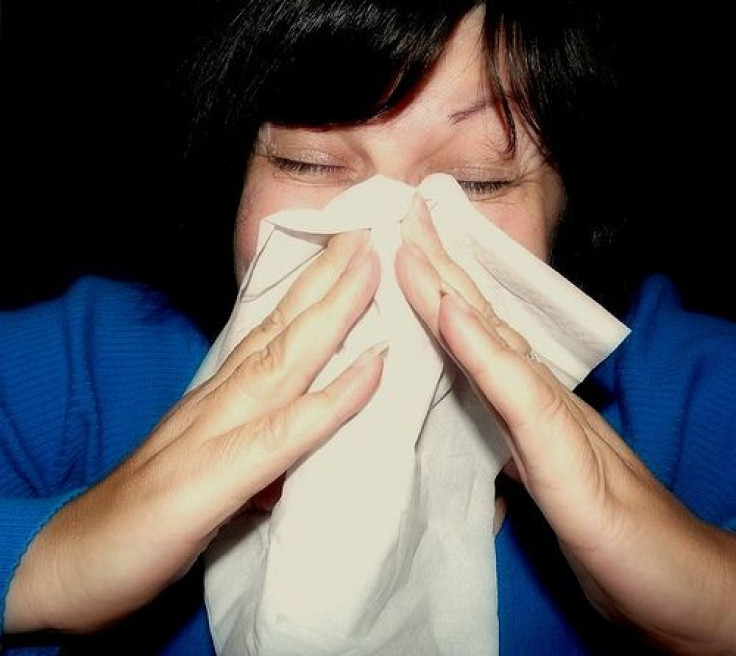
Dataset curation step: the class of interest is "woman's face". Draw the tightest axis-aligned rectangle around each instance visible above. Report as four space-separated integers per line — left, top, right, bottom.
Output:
233 10 565 282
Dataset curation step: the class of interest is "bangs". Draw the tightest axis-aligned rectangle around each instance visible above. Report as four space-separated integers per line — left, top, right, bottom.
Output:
483 0 618 161
190 0 478 136
259 2 474 125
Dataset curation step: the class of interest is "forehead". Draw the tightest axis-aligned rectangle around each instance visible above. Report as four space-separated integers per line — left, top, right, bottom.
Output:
368 9 491 127
262 10 508 154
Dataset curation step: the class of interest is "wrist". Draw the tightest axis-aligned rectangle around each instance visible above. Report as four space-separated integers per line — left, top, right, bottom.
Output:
2 489 85 635
567 482 736 654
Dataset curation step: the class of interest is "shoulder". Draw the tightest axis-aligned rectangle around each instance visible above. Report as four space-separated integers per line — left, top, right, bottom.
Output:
67 276 212 429
592 275 736 525
598 274 736 397
1 276 207 342
623 274 736 352
0 277 211 491
1 275 210 390
59 275 207 340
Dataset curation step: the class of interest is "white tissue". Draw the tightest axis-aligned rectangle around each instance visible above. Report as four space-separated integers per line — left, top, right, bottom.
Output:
195 174 630 656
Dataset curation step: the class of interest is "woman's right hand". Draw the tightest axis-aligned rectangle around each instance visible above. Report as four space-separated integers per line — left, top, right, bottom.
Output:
4 231 383 635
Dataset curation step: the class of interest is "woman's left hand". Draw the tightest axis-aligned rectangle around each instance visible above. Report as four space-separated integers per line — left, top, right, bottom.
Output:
394 195 736 655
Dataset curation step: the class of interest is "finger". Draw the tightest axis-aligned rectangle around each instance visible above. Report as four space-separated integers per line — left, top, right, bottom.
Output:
401 194 487 312
400 195 531 351
187 343 386 522
436 287 583 482
395 240 443 339
213 230 370 383
195 244 380 438
437 288 649 543
395 238 531 355
142 236 379 460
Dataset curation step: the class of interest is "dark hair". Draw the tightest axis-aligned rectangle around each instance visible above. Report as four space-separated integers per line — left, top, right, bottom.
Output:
178 0 636 331
482 0 636 314
184 0 476 218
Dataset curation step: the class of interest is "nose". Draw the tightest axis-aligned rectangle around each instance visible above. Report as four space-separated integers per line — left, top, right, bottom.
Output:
355 126 430 188
372 165 423 187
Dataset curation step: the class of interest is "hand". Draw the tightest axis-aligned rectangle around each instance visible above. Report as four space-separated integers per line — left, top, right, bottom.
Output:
5 231 384 635
395 195 736 654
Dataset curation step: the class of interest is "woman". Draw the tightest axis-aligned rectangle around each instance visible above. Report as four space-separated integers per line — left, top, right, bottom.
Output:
2 0 735 654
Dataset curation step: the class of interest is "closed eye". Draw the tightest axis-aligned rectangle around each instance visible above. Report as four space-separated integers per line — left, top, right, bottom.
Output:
269 156 344 177
456 179 512 200
268 155 512 199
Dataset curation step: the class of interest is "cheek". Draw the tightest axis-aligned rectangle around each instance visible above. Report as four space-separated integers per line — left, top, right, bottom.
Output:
233 222 257 285
492 209 549 259
233 184 262 284
477 175 564 261
477 201 554 261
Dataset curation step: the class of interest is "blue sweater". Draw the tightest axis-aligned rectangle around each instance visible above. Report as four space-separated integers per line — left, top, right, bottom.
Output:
1 275 735 654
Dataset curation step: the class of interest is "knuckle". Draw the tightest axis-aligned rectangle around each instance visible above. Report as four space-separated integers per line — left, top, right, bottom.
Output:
484 308 514 340
433 250 457 276
534 387 570 425
483 308 530 353
257 306 286 336
253 341 284 375
221 341 285 400
312 250 334 276
226 357 253 391
311 388 342 425
482 301 502 325
505 329 532 354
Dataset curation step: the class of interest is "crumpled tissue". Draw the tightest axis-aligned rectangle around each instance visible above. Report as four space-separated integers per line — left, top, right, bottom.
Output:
191 174 630 656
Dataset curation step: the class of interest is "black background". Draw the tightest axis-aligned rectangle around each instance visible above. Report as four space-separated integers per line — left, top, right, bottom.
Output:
1 2 734 331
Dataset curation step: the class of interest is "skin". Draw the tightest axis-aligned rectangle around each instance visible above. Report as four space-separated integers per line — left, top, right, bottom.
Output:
5 8 736 655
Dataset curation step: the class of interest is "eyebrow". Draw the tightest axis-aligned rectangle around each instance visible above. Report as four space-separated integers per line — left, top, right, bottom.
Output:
447 98 494 125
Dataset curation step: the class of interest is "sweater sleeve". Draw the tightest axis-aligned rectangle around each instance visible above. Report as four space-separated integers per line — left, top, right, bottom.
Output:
0 277 210 645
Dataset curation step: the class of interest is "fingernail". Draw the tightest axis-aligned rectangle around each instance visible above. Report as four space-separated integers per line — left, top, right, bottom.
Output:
354 340 390 367
407 192 436 230
401 192 424 226
409 191 425 213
